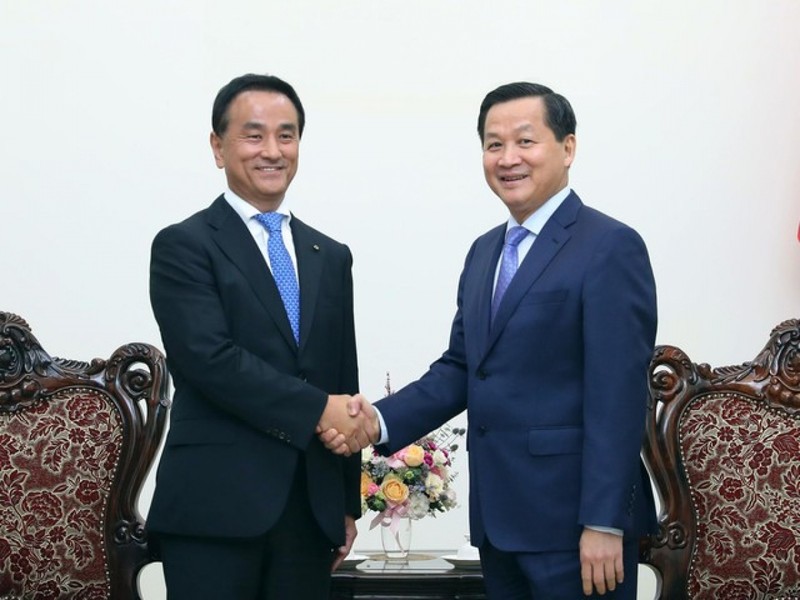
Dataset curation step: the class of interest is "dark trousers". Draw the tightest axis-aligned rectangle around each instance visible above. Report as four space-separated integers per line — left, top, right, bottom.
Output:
479 537 639 600
158 463 336 600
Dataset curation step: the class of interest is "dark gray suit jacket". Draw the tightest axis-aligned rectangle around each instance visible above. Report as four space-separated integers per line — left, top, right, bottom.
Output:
147 195 360 546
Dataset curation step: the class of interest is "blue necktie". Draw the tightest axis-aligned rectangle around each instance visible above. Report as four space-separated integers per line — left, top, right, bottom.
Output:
255 213 300 344
491 226 529 321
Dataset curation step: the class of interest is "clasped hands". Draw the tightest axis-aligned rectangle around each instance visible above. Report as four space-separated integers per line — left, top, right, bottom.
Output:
317 394 379 456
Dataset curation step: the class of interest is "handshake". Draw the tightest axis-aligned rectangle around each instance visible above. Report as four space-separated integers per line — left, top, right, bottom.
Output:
316 394 380 456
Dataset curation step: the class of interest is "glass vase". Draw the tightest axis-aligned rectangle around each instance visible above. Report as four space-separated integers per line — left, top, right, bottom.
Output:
380 517 413 561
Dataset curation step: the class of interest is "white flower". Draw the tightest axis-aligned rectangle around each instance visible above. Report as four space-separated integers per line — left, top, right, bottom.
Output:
407 492 431 519
432 449 449 467
425 473 445 498
441 488 458 508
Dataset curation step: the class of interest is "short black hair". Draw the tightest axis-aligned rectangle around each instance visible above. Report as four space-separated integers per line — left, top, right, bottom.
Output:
212 73 305 138
477 82 576 142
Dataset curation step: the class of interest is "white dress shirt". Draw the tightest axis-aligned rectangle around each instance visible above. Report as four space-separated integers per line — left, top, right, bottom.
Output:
491 186 571 296
223 189 299 283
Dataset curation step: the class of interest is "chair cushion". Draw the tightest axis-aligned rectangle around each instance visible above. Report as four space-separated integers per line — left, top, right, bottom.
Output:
681 392 800 598
0 387 122 598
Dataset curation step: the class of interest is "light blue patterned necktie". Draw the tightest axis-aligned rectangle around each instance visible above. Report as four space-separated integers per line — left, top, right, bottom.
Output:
255 212 300 344
491 226 529 321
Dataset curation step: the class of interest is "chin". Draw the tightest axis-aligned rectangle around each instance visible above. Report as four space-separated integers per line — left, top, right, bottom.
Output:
499 193 533 211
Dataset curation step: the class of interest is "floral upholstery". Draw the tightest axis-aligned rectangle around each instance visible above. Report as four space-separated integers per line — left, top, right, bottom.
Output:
0 388 122 599
0 312 169 600
641 318 800 599
681 393 800 598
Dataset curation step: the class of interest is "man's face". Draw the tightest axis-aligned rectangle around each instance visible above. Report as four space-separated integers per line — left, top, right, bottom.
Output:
210 90 300 211
482 96 575 223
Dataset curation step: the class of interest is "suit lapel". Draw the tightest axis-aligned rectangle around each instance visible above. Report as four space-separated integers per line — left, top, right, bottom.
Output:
472 226 505 359
290 216 322 352
484 192 581 353
206 196 297 350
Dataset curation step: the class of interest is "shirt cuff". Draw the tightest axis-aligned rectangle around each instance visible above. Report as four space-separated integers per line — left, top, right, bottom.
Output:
586 525 623 536
373 407 389 445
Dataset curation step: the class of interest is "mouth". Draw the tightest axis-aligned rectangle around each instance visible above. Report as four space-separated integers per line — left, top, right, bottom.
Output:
500 174 528 183
256 165 283 172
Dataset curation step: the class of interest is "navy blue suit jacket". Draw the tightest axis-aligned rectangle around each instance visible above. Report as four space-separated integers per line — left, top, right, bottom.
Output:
376 191 657 552
147 196 360 546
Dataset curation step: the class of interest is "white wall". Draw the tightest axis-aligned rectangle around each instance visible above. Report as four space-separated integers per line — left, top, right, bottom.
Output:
2 1 799 597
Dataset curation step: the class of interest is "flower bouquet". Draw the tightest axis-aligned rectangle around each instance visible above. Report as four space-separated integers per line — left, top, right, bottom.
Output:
360 374 465 537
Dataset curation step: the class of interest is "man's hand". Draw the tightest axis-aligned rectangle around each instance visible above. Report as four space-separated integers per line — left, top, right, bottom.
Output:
579 528 624 595
317 394 379 455
317 394 378 455
331 515 358 571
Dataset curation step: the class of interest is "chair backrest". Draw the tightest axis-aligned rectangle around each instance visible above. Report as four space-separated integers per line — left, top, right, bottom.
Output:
0 312 170 599
640 318 800 599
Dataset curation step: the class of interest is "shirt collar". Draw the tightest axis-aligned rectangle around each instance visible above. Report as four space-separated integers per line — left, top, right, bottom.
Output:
223 188 293 224
506 186 571 234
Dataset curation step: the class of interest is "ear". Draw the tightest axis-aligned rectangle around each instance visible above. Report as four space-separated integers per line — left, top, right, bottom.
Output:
562 134 576 167
210 132 225 169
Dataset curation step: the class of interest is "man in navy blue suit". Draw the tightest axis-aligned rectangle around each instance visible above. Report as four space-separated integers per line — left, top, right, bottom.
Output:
325 82 658 598
148 73 372 599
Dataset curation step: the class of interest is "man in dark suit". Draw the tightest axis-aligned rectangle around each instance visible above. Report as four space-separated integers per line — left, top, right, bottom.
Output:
325 82 657 598
148 73 371 599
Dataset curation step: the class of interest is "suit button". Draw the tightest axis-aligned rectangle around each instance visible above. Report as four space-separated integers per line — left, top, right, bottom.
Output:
477 370 487 380
478 426 487 436
298 372 307 381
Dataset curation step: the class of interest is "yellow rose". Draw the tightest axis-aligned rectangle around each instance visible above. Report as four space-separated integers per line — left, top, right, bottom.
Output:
380 475 410 505
403 444 425 467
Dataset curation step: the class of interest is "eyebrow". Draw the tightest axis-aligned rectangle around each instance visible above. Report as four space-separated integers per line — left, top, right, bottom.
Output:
484 123 535 139
241 121 298 133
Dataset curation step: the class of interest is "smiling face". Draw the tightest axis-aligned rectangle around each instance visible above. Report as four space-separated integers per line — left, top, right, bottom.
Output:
482 96 576 223
210 90 299 212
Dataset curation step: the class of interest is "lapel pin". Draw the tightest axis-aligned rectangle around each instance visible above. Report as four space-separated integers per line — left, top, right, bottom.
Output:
313 244 320 252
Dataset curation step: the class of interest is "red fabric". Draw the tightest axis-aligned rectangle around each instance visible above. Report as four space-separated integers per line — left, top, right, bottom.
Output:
0 388 122 598
681 393 800 598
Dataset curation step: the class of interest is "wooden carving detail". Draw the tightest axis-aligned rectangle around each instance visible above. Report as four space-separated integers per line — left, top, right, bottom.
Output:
0 311 170 600
640 318 800 599
0 312 108 411
708 319 800 414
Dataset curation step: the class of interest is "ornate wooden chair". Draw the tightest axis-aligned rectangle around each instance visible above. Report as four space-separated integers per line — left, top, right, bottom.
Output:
640 318 800 598
0 312 170 599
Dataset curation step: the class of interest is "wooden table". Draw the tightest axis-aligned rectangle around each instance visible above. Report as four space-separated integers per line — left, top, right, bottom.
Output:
331 553 486 600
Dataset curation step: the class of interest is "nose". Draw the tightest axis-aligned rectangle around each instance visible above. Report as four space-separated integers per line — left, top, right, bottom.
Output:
260 135 281 160
498 146 521 167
